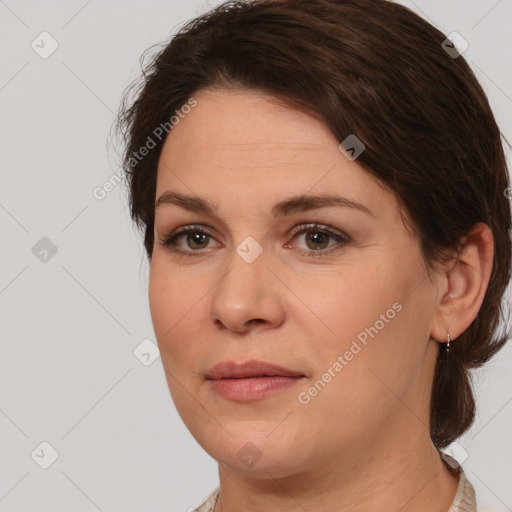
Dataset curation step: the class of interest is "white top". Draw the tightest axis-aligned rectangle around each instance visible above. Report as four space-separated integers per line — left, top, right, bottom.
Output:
194 454 476 512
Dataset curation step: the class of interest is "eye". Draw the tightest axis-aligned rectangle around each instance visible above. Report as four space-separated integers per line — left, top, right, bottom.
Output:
158 223 350 258
159 225 217 256
286 223 350 258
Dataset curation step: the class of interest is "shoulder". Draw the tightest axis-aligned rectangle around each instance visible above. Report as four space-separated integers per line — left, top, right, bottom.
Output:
442 455 477 512
194 487 220 512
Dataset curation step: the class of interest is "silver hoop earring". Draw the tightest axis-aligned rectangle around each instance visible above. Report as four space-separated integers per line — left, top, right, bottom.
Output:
446 330 451 353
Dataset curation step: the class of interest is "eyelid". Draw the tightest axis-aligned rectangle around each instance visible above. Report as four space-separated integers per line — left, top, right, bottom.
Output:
288 222 345 239
161 224 219 250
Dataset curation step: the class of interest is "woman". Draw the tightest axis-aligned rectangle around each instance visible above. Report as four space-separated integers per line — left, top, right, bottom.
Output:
114 0 511 510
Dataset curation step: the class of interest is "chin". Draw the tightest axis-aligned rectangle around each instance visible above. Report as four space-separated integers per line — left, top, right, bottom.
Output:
201 431 306 476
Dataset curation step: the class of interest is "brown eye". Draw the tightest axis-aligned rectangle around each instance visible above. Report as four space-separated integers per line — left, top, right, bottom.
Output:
288 223 351 258
160 225 216 256
304 230 331 251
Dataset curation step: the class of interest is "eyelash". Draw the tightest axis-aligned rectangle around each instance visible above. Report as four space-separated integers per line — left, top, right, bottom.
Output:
158 223 351 259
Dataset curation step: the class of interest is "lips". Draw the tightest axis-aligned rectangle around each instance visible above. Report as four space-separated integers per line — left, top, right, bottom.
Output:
205 359 305 380
205 359 306 401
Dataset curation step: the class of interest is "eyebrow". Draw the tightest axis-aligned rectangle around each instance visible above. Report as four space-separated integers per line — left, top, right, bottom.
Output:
155 191 376 218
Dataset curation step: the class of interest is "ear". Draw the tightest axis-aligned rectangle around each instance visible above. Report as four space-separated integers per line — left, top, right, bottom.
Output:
431 222 494 344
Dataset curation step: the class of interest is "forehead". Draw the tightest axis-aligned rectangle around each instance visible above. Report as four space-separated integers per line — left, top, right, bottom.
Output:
154 88 397 220
158 89 337 164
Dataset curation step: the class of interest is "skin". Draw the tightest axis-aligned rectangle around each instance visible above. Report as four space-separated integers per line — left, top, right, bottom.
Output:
148 88 494 511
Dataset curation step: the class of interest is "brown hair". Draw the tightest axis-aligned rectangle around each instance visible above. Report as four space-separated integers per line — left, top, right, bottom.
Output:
113 0 512 449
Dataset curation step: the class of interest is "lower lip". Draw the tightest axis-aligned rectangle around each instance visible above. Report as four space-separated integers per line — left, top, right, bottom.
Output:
208 376 305 401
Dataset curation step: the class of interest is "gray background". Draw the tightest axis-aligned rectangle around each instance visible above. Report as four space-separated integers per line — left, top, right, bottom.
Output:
0 1 511 511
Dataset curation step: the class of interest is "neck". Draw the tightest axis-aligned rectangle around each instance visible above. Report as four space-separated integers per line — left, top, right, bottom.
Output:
214 425 459 512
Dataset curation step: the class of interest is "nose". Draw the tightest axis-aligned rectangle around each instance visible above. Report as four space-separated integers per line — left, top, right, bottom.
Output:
208 245 286 334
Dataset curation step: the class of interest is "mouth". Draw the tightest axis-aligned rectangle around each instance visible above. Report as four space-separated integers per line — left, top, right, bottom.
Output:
205 359 306 380
205 360 306 401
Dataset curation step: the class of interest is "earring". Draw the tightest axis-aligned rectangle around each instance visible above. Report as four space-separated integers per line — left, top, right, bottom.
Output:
446 330 451 353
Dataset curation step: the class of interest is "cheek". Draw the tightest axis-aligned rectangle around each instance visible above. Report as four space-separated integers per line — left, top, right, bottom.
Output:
148 262 208 420
292 258 424 404
293 259 407 351
148 260 200 366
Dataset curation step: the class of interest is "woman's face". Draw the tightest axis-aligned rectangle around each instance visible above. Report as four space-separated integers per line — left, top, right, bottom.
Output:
149 88 442 477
